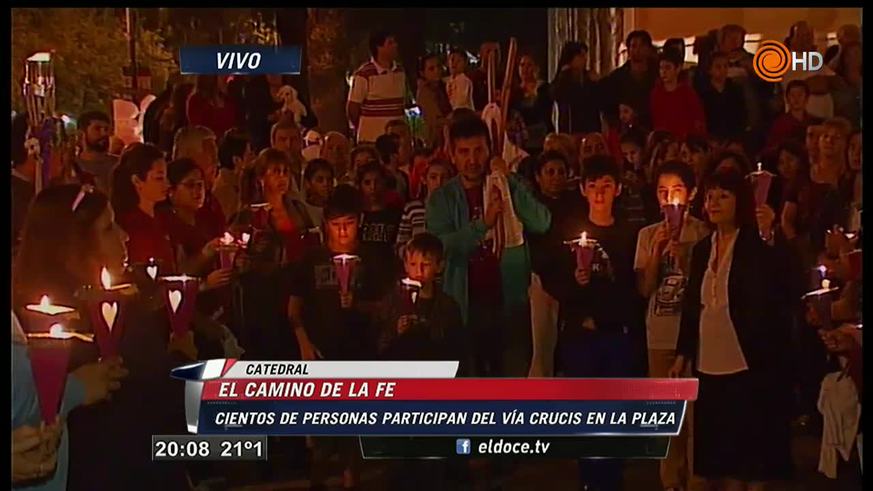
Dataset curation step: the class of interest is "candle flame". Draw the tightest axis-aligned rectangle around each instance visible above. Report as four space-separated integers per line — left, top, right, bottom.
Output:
221 232 235 245
757 162 762 173
670 197 682 206
49 324 72 339
148 257 155 264
241 233 251 244
101 267 112 290
821 279 831 290
39 295 50 308
580 231 587 243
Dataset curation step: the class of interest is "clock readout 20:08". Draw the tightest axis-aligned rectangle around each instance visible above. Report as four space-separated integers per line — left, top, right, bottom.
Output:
152 435 267 461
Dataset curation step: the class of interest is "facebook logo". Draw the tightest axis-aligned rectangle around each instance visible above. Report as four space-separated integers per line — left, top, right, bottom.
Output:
455 438 471 455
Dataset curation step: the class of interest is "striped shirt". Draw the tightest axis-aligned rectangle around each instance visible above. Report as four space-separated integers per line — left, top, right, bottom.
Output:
395 199 426 256
348 59 407 143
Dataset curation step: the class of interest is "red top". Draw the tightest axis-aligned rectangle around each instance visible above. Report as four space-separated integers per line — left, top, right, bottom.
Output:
157 208 225 264
464 185 502 305
649 82 707 141
604 127 624 165
186 93 239 142
118 207 177 272
765 112 820 154
385 190 405 210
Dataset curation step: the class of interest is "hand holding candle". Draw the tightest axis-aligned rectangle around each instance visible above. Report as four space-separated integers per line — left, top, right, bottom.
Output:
802 280 840 331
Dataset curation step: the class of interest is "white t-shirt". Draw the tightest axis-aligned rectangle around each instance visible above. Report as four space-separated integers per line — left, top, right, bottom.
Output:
782 65 836 120
348 59 407 144
634 216 710 351
698 231 749 375
445 73 474 111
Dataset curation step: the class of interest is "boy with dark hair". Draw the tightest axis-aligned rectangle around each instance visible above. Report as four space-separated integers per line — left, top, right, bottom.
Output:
699 50 748 142
541 154 641 491
650 50 707 141
356 162 402 260
375 132 409 200
765 79 824 153
634 160 709 491
214 129 254 220
76 110 117 193
302 158 335 225
287 184 398 490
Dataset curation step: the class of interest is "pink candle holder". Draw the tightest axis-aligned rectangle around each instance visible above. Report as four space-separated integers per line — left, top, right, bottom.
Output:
159 275 201 337
749 163 774 208
663 202 686 241
26 325 93 423
81 268 136 358
400 278 422 314
565 232 595 275
802 282 840 331
332 254 359 299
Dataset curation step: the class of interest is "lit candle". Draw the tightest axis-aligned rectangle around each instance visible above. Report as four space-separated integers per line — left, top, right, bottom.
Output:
220 232 236 246
821 279 831 290
332 254 360 297
757 162 762 173
159 275 201 336
25 295 75 316
565 232 595 274
241 233 251 245
146 258 158 281
26 323 94 343
101 267 134 293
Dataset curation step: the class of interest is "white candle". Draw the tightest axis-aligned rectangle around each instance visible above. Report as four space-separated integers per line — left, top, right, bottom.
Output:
25 295 75 316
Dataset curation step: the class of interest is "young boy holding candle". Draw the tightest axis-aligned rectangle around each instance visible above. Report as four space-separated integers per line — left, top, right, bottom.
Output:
287 185 398 490
633 160 709 491
378 233 465 367
547 154 642 491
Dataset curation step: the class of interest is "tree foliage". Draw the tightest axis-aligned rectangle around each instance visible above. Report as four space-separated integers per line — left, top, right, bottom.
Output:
12 8 176 117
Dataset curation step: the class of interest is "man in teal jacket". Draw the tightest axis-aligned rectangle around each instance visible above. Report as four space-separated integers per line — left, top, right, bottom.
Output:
426 116 551 377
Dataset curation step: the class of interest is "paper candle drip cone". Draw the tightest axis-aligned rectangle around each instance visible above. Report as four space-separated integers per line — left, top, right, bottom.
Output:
332 255 359 296
28 338 71 423
664 204 686 241
751 172 773 208
159 276 201 336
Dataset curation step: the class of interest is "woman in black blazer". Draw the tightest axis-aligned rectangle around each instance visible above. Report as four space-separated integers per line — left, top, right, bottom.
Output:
669 168 794 490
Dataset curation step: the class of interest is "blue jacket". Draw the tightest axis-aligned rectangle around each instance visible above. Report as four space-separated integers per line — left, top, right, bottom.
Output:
426 174 551 323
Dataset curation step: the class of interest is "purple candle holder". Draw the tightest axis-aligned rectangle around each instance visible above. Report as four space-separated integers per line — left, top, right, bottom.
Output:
28 337 70 424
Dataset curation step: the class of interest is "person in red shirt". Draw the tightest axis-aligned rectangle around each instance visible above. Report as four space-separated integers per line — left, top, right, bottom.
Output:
764 79 823 157
172 125 228 232
650 50 707 141
186 75 239 143
111 143 176 271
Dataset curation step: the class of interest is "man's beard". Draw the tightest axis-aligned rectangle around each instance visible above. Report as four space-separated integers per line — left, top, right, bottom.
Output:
86 137 110 153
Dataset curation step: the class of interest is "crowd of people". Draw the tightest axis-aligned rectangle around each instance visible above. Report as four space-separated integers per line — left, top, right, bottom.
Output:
10 19 862 491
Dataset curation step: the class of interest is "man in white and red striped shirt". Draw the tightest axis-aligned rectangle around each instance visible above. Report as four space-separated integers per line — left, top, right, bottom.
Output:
347 31 408 144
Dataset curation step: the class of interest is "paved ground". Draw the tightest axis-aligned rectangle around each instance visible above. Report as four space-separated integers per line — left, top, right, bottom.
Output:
220 431 862 491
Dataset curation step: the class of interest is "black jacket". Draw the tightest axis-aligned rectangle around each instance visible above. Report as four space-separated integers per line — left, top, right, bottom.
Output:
551 70 603 134
677 226 793 373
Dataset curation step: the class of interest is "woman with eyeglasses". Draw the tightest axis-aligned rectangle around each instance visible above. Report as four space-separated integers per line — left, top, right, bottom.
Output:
13 184 196 491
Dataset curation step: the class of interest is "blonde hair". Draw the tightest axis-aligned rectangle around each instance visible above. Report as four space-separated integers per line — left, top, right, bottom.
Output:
173 126 216 160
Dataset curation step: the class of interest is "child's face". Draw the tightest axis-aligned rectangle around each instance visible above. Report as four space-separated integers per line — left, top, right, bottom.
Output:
659 60 679 85
656 173 690 207
618 104 635 125
621 142 642 169
306 169 334 202
709 57 728 83
404 251 441 285
448 53 466 75
360 171 385 203
581 175 621 214
786 86 808 112
325 214 359 248
425 164 450 195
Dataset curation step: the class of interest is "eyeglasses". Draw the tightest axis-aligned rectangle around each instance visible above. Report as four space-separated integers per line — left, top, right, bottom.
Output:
267 167 292 176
